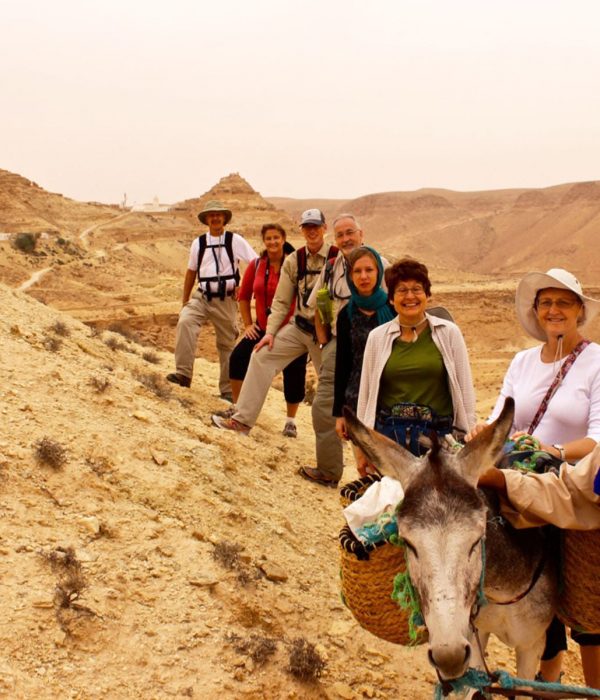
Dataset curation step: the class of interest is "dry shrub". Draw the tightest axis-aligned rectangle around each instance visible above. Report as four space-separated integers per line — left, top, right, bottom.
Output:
287 638 326 681
104 335 127 352
41 547 95 633
142 350 160 364
212 541 243 570
212 541 253 585
89 375 111 393
85 323 102 338
42 335 62 352
108 323 140 344
135 371 172 399
42 545 80 573
49 320 70 337
34 437 67 469
227 633 278 666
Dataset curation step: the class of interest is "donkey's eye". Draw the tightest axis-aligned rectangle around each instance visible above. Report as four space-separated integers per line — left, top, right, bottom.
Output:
469 538 482 557
403 539 418 559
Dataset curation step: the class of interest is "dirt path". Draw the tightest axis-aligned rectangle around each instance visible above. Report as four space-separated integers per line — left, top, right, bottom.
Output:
79 211 133 246
17 266 52 291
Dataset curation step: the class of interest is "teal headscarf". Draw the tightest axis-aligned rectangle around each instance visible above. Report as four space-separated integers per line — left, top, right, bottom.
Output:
345 246 395 326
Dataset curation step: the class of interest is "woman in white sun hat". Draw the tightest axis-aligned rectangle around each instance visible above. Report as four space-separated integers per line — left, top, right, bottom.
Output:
467 267 600 687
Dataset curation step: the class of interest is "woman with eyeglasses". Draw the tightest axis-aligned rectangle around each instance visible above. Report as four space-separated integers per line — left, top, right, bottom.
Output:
466 268 600 687
355 256 476 462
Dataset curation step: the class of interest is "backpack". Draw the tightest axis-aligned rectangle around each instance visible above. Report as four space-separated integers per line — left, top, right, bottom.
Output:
295 244 339 310
196 231 240 301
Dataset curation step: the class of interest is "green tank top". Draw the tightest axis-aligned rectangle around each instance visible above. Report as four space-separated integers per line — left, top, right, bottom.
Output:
378 325 453 417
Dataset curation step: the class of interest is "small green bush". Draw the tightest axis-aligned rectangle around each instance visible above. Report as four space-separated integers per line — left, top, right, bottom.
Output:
12 232 39 253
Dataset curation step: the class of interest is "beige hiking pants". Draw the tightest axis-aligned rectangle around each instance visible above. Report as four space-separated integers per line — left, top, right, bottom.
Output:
234 324 344 479
173 290 238 395
311 338 344 481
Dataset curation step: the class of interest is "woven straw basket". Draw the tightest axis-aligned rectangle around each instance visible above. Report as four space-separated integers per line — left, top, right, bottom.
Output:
339 476 422 645
558 529 600 633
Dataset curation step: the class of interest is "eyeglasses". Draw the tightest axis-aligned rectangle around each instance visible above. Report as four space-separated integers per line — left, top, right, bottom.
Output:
536 299 580 310
394 285 425 296
335 228 360 239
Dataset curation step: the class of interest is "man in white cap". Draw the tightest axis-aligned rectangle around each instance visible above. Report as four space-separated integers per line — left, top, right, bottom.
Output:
301 213 366 484
212 209 343 483
167 200 257 399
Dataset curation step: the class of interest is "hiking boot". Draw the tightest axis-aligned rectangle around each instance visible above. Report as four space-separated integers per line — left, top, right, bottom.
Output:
211 415 250 435
219 392 233 403
297 466 339 488
282 422 297 438
166 373 191 388
214 407 236 419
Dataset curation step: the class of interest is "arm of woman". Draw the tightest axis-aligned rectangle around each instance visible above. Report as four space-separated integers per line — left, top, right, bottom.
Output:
356 330 378 427
238 263 260 339
490 446 600 529
448 324 477 429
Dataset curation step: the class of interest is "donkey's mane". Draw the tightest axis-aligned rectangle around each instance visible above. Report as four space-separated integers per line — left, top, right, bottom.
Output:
400 452 485 528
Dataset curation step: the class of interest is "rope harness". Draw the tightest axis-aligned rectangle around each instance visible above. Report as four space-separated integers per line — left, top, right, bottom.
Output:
391 541 600 699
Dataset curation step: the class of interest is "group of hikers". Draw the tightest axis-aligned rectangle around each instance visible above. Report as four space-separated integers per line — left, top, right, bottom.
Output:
166 199 600 686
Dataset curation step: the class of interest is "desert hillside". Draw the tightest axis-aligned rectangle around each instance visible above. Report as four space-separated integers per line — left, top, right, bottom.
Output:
2 169 599 698
1 281 592 699
269 181 600 277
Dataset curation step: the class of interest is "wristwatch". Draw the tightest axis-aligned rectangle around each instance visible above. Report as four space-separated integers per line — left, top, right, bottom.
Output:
552 444 566 461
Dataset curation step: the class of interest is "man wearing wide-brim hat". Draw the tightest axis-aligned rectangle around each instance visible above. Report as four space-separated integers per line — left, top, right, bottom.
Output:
167 200 258 398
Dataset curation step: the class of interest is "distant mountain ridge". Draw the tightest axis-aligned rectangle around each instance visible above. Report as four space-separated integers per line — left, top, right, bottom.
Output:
268 181 600 279
1 166 599 282
0 169 118 236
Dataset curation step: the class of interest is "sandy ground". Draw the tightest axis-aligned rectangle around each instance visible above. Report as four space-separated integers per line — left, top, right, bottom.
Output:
2 278 598 700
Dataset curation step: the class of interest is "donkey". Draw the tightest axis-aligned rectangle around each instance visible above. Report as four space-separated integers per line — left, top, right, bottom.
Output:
344 398 558 687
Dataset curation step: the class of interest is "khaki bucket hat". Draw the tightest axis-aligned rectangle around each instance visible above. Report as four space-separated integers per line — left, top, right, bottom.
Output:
198 200 232 225
515 268 600 341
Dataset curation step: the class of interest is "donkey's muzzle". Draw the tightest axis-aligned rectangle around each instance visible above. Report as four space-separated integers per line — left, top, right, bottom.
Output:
428 642 471 680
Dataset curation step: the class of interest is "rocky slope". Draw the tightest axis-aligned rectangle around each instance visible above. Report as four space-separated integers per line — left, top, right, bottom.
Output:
0 280 592 699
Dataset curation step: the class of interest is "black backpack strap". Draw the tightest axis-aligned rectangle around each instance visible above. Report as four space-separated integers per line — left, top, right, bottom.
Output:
196 231 240 301
296 246 307 282
196 234 210 299
323 245 340 298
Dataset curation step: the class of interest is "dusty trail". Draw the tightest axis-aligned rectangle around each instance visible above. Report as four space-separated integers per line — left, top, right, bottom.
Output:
17 267 52 291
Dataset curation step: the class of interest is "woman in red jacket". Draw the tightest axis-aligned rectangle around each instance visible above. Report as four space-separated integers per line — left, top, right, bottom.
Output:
217 223 307 437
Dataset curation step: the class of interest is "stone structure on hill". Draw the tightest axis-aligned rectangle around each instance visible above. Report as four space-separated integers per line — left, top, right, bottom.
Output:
176 172 297 238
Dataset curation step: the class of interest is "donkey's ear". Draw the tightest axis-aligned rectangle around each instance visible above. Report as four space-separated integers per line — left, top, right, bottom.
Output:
458 397 514 485
343 407 421 489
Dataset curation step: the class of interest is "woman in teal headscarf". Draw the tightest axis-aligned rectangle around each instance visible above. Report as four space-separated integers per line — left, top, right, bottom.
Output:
333 246 394 439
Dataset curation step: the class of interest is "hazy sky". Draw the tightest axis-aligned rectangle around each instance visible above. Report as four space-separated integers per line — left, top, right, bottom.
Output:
2 0 599 204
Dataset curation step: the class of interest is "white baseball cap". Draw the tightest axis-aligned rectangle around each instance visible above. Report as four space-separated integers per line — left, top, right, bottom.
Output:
300 208 325 226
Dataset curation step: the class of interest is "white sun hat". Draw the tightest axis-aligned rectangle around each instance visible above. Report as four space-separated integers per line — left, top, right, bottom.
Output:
515 268 600 341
